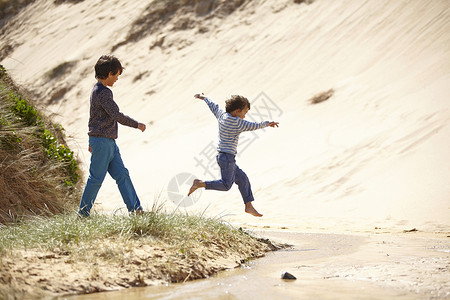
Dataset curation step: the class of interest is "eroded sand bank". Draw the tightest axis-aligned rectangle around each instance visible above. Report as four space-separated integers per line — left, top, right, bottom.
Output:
67 230 450 300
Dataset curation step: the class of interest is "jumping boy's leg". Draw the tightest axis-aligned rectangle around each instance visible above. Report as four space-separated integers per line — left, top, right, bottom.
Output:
235 166 263 217
108 142 142 212
78 137 113 217
188 153 236 196
188 153 262 217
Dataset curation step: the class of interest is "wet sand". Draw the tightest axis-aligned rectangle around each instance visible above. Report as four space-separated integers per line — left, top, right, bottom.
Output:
66 230 450 300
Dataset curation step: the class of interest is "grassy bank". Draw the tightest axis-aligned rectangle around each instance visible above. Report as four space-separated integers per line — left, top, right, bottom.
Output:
0 206 275 298
0 65 82 223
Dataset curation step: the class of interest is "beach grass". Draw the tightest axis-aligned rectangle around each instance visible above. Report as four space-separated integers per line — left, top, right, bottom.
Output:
0 206 263 259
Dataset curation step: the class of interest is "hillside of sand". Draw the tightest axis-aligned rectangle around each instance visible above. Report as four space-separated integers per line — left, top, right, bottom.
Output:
1 0 449 233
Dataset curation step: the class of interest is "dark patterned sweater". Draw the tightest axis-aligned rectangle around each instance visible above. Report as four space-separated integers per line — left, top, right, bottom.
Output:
88 82 139 139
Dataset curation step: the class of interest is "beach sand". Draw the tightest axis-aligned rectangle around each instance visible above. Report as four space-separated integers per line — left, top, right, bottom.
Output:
66 230 450 300
0 0 449 298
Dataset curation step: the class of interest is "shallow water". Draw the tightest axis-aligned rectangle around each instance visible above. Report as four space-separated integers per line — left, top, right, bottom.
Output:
64 231 420 300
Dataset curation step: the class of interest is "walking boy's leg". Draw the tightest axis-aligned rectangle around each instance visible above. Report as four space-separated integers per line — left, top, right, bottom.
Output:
108 142 142 212
78 137 113 217
234 166 262 217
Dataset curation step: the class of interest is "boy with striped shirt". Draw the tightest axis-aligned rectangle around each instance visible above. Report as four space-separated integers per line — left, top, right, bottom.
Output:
188 93 279 217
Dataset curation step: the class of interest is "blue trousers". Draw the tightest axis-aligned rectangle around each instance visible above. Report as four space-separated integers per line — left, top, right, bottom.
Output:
205 152 255 204
78 136 142 216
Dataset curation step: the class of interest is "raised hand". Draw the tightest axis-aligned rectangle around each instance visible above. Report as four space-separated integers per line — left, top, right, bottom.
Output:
138 123 146 132
194 93 206 100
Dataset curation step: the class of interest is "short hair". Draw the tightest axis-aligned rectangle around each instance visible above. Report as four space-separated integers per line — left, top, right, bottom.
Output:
94 55 124 79
225 95 250 113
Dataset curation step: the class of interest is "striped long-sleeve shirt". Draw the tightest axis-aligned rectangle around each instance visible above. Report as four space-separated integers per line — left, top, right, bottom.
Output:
204 97 269 155
88 82 139 140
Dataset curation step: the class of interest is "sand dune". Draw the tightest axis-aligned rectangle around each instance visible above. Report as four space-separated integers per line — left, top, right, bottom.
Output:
1 0 449 233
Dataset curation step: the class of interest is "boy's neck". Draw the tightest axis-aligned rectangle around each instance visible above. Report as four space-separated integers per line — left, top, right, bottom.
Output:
98 79 108 87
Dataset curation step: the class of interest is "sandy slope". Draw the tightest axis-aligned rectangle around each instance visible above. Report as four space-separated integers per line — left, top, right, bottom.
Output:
1 0 449 233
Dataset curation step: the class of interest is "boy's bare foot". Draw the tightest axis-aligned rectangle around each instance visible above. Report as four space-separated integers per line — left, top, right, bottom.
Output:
188 179 205 196
245 202 263 217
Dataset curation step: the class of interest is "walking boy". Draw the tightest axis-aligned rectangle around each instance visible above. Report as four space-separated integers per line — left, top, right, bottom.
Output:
188 93 279 217
78 55 146 217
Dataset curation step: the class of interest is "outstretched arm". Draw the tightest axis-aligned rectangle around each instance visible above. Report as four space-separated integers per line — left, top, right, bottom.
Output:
236 119 279 132
194 93 223 119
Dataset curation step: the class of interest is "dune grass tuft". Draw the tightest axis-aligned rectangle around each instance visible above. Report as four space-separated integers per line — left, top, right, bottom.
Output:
309 88 334 104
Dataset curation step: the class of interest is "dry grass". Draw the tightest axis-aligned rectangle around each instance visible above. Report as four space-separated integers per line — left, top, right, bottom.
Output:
294 0 315 4
309 88 334 104
0 147 76 223
113 0 248 51
0 0 34 21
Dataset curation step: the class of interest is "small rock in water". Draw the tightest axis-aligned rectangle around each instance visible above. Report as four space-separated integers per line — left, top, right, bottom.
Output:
281 272 297 280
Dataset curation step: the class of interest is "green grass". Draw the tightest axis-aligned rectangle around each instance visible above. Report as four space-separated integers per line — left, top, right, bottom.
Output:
0 208 263 262
1 67 80 186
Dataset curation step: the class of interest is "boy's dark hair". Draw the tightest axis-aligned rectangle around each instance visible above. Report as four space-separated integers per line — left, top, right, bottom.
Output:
225 95 250 113
95 55 124 79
